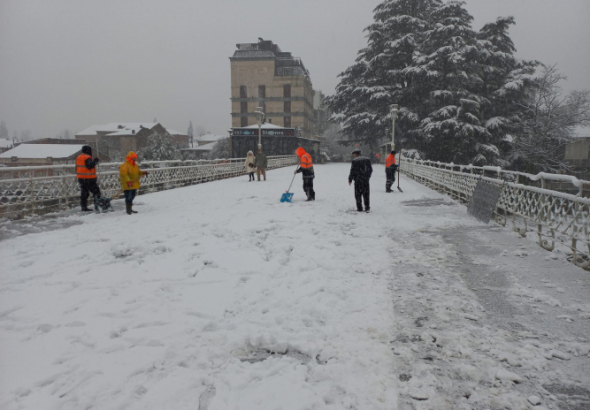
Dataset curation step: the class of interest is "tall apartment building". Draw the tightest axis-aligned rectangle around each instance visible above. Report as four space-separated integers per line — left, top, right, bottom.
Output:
230 39 316 140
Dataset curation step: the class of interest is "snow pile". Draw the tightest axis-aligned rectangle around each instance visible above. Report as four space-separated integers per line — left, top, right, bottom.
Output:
0 164 404 409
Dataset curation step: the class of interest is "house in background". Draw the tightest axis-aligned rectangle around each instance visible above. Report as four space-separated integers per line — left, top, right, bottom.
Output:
75 122 189 159
0 138 13 154
564 132 590 179
0 144 85 167
194 133 226 147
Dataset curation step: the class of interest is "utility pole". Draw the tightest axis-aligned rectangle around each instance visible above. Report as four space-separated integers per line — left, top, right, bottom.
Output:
390 104 399 151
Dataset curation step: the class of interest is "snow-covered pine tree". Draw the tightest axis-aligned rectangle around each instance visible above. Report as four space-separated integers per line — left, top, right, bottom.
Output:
476 16 537 166
139 132 181 161
325 0 441 148
410 0 491 164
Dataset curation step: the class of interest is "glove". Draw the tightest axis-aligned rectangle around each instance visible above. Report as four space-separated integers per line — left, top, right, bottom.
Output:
94 158 100 164
143 171 149 176
127 182 133 188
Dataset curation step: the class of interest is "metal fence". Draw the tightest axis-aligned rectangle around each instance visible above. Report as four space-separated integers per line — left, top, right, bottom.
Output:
0 155 298 219
401 159 590 270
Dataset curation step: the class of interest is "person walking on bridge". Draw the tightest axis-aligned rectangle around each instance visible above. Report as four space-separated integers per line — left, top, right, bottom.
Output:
385 150 398 193
255 145 267 181
119 151 148 215
294 147 315 201
348 149 373 213
244 150 256 181
76 145 101 212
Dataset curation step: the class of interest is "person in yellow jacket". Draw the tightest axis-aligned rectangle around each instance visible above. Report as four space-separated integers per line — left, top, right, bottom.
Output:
119 151 148 215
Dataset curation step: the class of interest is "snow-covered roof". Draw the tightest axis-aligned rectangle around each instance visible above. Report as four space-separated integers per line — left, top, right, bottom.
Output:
196 134 226 142
242 123 286 129
573 126 590 138
76 123 159 136
167 129 188 136
0 139 12 148
194 142 217 151
0 144 84 159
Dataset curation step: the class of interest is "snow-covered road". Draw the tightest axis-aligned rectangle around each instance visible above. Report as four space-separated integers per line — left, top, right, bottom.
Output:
1 163 589 410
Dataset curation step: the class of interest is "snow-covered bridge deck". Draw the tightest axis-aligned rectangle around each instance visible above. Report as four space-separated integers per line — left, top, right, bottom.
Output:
1 164 589 410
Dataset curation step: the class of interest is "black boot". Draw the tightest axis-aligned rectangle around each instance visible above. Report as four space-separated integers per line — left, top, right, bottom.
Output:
130 203 138 214
126 203 133 215
311 191 315 201
81 198 92 212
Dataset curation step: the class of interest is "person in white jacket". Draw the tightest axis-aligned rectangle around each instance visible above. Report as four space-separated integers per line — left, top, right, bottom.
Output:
244 150 256 181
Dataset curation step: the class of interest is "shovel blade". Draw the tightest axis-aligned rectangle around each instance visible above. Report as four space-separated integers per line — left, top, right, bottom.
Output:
280 193 294 203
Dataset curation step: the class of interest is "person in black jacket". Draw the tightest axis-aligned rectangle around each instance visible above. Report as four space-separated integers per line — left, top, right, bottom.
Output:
348 149 373 213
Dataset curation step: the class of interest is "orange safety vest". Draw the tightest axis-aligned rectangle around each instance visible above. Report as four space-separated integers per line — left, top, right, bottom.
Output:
76 154 96 179
300 153 313 169
385 153 396 168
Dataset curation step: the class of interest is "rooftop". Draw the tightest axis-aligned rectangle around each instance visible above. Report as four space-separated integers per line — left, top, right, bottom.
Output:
231 38 310 79
0 144 84 159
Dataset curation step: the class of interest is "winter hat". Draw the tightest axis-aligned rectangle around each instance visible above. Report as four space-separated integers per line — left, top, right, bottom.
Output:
295 147 306 157
247 150 253 155
352 149 361 155
81 145 92 156
391 150 397 155
126 151 138 162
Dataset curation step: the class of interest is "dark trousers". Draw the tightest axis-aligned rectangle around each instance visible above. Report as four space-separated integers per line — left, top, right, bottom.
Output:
386 168 396 191
248 172 255 181
303 178 315 200
78 178 101 208
124 189 137 204
354 180 370 210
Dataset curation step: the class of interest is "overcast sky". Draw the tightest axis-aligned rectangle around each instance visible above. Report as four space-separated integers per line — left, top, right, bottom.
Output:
0 0 588 139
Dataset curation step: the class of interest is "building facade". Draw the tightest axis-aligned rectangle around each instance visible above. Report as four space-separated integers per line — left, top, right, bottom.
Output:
230 39 316 141
230 124 320 160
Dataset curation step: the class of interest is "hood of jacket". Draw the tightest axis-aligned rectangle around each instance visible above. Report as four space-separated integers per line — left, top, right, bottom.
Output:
81 145 92 156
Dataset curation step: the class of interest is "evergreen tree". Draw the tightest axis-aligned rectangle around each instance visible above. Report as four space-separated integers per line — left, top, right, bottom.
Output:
325 0 441 148
139 133 181 161
327 0 541 166
409 1 493 164
0 121 8 139
476 17 537 165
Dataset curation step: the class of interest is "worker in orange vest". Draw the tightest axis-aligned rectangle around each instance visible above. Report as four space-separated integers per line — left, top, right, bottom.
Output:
385 150 398 193
294 147 315 201
76 145 102 212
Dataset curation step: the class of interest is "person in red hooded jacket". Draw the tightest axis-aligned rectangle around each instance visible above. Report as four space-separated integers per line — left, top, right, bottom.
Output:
294 147 315 201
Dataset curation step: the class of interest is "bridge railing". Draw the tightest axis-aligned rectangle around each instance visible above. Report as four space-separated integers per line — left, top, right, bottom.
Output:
401 158 590 270
0 155 298 219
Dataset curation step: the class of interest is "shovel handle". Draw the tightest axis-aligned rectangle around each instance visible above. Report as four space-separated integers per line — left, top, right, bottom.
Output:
286 171 297 193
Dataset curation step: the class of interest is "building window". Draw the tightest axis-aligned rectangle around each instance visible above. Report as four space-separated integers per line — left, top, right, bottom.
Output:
258 85 266 98
284 68 292 76
241 102 247 113
260 102 266 114
241 117 248 127
240 86 247 98
284 101 291 113
284 84 291 98
284 116 291 128
268 118 272 124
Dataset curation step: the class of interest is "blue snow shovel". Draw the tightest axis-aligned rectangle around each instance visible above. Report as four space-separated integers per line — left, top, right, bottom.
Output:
280 171 297 203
